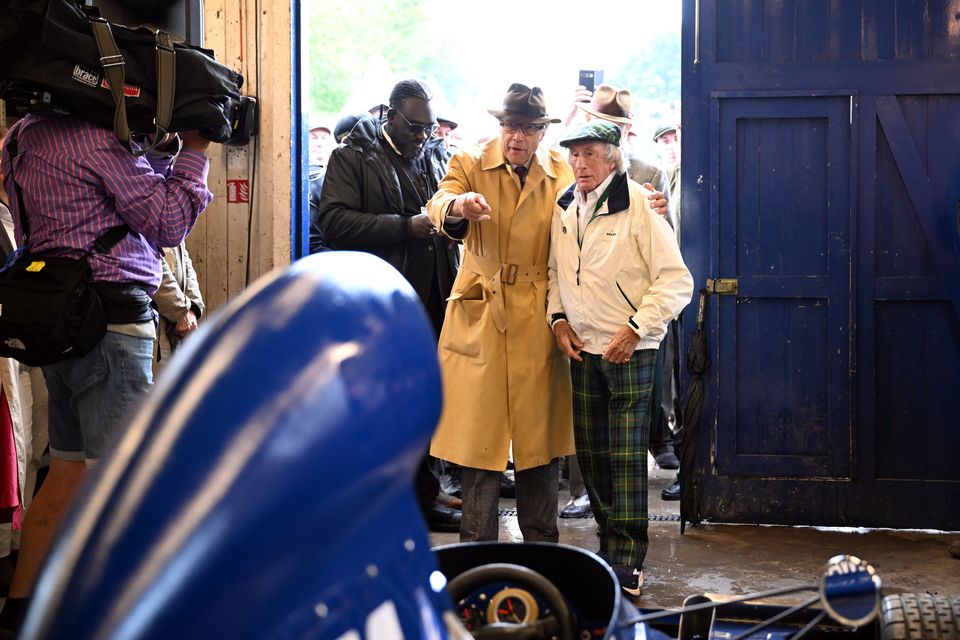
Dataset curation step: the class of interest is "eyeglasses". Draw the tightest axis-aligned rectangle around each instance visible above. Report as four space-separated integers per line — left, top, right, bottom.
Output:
500 121 546 136
394 109 439 137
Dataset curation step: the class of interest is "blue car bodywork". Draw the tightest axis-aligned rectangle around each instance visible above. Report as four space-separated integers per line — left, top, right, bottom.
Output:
24 253 455 638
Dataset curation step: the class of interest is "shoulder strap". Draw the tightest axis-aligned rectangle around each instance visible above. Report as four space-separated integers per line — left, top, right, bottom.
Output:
84 9 131 148
152 31 177 146
83 7 177 157
130 30 177 157
90 225 130 255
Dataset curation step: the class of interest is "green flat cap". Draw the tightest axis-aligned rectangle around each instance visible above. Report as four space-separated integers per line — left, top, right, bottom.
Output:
653 123 679 142
559 120 621 148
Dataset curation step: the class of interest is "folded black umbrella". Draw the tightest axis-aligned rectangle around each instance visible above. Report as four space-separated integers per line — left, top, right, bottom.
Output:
679 290 710 534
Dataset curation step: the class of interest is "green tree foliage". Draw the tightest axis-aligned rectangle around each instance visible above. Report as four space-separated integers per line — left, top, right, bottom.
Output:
609 30 681 125
303 0 460 115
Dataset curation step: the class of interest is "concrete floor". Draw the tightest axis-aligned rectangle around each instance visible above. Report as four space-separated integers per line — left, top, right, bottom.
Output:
430 461 960 610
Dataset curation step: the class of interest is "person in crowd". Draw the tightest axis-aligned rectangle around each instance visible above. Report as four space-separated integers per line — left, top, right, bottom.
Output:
316 79 462 532
307 114 371 255
0 124 21 588
654 123 681 229
426 83 576 543
557 84 678 516
547 121 692 595
0 113 212 634
151 241 205 374
563 84 671 205
0 124 50 601
574 86 679 470
653 122 684 500
308 120 336 169
436 116 459 150
306 119 336 252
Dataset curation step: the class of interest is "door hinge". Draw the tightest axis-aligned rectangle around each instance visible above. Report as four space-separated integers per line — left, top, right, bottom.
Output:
706 278 739 295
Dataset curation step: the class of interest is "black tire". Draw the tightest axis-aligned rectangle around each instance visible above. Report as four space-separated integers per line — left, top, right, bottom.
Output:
881 593 960 640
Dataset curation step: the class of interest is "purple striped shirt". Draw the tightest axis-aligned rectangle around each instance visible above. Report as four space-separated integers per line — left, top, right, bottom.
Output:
1 113 213 293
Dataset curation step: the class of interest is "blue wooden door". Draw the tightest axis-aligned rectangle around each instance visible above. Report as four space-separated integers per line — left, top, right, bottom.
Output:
714 95 853 481
682 0 960 529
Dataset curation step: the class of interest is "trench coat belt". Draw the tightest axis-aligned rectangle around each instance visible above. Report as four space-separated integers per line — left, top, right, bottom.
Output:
462 252 548 333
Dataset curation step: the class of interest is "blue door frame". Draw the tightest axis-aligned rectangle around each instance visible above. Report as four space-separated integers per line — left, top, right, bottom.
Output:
291 0 309 260
682 0 960 529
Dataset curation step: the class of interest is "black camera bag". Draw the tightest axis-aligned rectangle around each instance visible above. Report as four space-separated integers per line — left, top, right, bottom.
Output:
0 0 244 147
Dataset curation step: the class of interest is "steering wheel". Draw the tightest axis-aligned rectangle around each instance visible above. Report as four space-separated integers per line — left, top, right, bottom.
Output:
446 562 575 640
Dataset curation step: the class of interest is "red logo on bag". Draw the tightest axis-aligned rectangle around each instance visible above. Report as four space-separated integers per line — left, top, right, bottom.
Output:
227 180 250 203
100 79 142 98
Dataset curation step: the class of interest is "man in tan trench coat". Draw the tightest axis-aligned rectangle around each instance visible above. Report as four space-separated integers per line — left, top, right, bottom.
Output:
427 84 575 542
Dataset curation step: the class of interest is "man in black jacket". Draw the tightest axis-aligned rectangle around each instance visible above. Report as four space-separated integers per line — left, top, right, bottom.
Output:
315 79 461 532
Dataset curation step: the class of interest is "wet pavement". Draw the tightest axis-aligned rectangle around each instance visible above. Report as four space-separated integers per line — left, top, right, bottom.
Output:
429 460 960 609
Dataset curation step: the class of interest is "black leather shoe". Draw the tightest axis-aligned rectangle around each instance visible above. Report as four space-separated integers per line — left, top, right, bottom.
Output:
423 499 461 532
654 451 680 470
499 472 516 499
661 482 680 501
559 494 592 518
0 596 29 637
613 564 644 597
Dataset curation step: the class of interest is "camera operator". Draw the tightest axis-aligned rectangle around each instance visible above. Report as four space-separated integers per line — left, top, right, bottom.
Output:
0 112 213 634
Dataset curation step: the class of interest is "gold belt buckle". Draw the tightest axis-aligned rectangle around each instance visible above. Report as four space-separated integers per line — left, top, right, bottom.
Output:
504 264 519 285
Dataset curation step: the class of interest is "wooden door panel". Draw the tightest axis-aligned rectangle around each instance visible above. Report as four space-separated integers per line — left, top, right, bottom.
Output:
714 95 852 479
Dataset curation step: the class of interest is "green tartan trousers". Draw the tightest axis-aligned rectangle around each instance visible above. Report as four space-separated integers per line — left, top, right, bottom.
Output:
570 349 657 569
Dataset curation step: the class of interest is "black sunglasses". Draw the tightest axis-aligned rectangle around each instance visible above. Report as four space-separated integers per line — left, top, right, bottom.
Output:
394 109 439 136
500 121 546 136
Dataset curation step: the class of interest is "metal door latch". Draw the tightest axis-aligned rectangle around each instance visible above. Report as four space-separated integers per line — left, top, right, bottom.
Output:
706 278 739 295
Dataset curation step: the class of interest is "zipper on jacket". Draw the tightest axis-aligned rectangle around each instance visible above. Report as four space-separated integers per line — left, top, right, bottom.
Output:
574 180 617 288
616 281 638 311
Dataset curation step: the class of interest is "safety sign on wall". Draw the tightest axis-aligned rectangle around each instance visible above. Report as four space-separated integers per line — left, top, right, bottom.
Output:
227 179 250 204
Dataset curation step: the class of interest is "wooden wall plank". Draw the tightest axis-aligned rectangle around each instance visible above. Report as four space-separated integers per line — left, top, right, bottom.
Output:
224 1 248 297
196 0 293 312
253 0 293 278
195 0 230 311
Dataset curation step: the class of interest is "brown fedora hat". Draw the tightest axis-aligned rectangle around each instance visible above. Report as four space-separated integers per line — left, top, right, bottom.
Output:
487 83 561 124
578 84 633 125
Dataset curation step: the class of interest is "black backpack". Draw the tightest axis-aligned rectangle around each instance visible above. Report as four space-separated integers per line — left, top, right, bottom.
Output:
0 0 246 149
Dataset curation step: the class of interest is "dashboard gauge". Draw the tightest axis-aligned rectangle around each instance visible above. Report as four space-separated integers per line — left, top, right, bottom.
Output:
486 587 539 625
458 604 484 631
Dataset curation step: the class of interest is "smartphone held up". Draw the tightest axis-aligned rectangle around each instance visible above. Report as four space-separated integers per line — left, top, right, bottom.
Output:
578 69 604 97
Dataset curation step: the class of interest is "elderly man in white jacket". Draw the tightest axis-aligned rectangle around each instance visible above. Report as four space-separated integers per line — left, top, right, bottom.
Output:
547 120 693 597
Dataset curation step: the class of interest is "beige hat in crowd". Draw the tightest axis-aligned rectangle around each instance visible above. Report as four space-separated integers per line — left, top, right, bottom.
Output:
578 84 633 125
